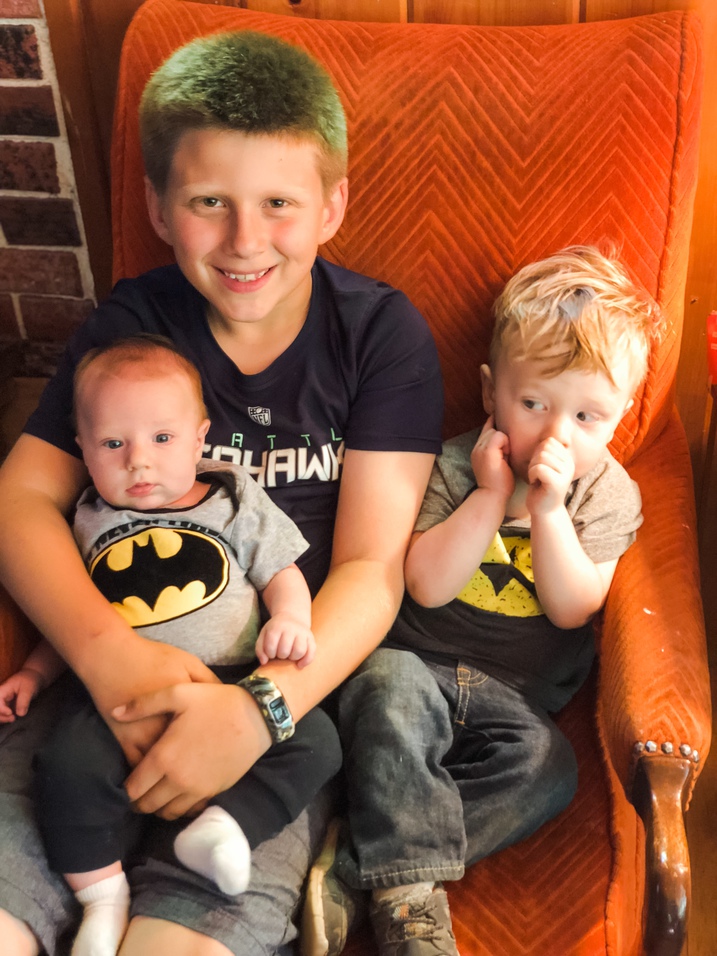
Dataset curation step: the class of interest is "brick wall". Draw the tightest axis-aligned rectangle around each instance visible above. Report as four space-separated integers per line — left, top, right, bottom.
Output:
0 0 95 375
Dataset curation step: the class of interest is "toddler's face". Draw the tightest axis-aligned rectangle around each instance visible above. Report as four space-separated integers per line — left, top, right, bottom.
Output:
481 354 635 483
76 370 210 511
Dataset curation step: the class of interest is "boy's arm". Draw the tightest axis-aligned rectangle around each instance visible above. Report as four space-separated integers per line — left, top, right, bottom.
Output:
112 447 435 819
255 564 315 668
406 422 513 607
530 508 618 627
528 437 618 628
0 434 218 762
0 639 66 721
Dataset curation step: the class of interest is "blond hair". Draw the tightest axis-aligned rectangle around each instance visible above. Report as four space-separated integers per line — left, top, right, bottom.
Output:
491 246 661 389
74 335 208 425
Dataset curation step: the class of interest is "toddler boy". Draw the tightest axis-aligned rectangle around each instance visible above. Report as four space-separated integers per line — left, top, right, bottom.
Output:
0 336 342 956
305 246 659 956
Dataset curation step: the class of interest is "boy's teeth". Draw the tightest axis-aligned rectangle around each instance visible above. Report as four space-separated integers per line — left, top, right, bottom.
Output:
223 268 269 282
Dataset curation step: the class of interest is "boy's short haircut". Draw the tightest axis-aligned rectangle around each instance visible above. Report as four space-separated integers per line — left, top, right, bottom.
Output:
139 30 348 195
491 246 662 390
74 334 208 424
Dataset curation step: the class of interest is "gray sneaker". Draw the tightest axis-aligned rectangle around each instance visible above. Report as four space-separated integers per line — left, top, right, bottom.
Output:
300 818 368 956
369 884 459 956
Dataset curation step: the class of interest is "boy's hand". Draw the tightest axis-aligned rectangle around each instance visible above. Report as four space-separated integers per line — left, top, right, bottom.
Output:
255 614 316 669
471 416 515 501
527 437 575 514
0 667 44 722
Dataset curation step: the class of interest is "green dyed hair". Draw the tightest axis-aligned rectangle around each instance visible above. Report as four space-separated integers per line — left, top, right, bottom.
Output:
139 30 348 195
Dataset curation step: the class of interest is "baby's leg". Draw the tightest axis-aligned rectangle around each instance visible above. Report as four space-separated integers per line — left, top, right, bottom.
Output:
66 863 130 956
174 807 251 896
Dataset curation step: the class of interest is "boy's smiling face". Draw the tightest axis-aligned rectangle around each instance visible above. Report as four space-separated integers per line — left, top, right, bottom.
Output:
481 353 635 484
145 128 348 338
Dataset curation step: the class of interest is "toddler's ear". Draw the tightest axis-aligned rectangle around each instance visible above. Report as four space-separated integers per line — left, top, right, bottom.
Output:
480 365 495 414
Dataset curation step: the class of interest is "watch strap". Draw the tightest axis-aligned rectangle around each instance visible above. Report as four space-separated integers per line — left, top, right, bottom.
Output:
237 674 295 744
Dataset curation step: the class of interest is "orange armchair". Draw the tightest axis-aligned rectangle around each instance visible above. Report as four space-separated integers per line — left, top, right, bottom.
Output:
3 2 711 954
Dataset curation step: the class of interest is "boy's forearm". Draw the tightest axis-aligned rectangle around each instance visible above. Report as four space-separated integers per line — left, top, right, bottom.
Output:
261 564 312 626
530 508 614 628
21 639 67 689
405 487 506 607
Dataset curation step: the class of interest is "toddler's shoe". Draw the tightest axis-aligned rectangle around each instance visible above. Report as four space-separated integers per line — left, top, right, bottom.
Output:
369 884 459 956
300 818 368 956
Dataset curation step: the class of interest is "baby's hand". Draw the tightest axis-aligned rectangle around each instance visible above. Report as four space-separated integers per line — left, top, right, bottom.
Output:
255 615 316 670
0 668 44 723
470 416 515 501
526 437 575 514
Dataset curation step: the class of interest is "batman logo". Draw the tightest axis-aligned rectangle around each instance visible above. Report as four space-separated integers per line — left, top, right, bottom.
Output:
89 527 229 627
457 533 543 618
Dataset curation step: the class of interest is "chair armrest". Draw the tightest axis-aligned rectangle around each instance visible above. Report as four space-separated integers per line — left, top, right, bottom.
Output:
596 409 711 955
633 755 691 956
0 582 39 683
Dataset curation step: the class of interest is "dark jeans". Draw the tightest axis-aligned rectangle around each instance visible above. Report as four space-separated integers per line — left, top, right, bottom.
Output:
335 648 577 889
33 670 342 875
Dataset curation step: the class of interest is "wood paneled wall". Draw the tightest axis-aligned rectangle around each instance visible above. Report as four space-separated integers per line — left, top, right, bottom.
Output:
43 0 717 504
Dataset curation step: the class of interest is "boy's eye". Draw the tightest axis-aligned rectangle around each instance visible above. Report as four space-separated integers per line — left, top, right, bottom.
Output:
267 199 288 209
197 197 223 208
154 433 171 444
103 439 122 450
577 411 598 423
522 399 544 411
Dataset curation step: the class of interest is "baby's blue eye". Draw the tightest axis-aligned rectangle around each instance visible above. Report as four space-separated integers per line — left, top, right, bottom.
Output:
155 433 171 444
104 440 122 450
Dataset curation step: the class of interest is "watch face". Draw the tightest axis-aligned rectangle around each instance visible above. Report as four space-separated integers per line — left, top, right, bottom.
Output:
269 698 291 724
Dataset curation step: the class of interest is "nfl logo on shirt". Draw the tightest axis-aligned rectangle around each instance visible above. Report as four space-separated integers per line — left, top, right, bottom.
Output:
248 406 271 426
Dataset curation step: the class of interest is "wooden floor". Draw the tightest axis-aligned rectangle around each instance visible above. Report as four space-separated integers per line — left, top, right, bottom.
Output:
1 378 716 954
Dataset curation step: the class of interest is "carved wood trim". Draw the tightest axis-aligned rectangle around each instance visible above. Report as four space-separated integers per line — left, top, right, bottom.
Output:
633 755 692 956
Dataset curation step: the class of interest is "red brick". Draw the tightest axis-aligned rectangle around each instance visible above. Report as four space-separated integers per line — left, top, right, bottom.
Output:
0 141 59 193
0 25 41 80
0 86 58 136
0 248 82 296
0 293 20 337
0 0 42 16
0 197 81 246
20 294 93 341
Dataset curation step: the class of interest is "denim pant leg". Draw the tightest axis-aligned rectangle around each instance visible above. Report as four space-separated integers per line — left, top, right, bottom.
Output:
336 648 466 889
428 660 578 867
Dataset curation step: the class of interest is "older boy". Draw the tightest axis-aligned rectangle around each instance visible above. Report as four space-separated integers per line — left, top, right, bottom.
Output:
306 247 659 956
0 29 442 956
0 336 343 956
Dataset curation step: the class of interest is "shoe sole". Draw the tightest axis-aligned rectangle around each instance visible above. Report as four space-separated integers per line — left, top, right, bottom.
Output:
300 818 343 956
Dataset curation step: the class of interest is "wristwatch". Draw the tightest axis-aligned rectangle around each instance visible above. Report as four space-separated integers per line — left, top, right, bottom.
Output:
237 674 295 744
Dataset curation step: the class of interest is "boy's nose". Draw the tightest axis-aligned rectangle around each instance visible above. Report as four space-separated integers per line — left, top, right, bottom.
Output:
225 209 264 257
544 415 572 446
126 446 148 472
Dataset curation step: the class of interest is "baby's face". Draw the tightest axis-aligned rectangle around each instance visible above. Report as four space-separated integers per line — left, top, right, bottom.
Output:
76 370 209 511
481 353 635 483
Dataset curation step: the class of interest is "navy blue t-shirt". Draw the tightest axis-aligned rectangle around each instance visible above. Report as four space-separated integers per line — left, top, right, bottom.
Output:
25 257 444 594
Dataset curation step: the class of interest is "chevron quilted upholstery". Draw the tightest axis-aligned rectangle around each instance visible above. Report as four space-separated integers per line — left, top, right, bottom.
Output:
109 3 711 955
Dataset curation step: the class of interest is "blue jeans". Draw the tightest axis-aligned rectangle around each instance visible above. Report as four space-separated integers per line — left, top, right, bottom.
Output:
335 647 578 889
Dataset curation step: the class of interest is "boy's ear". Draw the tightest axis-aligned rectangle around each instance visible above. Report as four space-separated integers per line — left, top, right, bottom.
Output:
480 364 495 414
196 418 211 458
319 177 349 245
145 176 172 245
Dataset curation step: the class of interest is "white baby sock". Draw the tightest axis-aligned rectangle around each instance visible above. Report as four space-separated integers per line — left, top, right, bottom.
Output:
174 805 251 896
71 871 130 956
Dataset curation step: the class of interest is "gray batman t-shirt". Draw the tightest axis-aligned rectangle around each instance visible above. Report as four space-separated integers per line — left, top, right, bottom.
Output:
73 459 308 666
